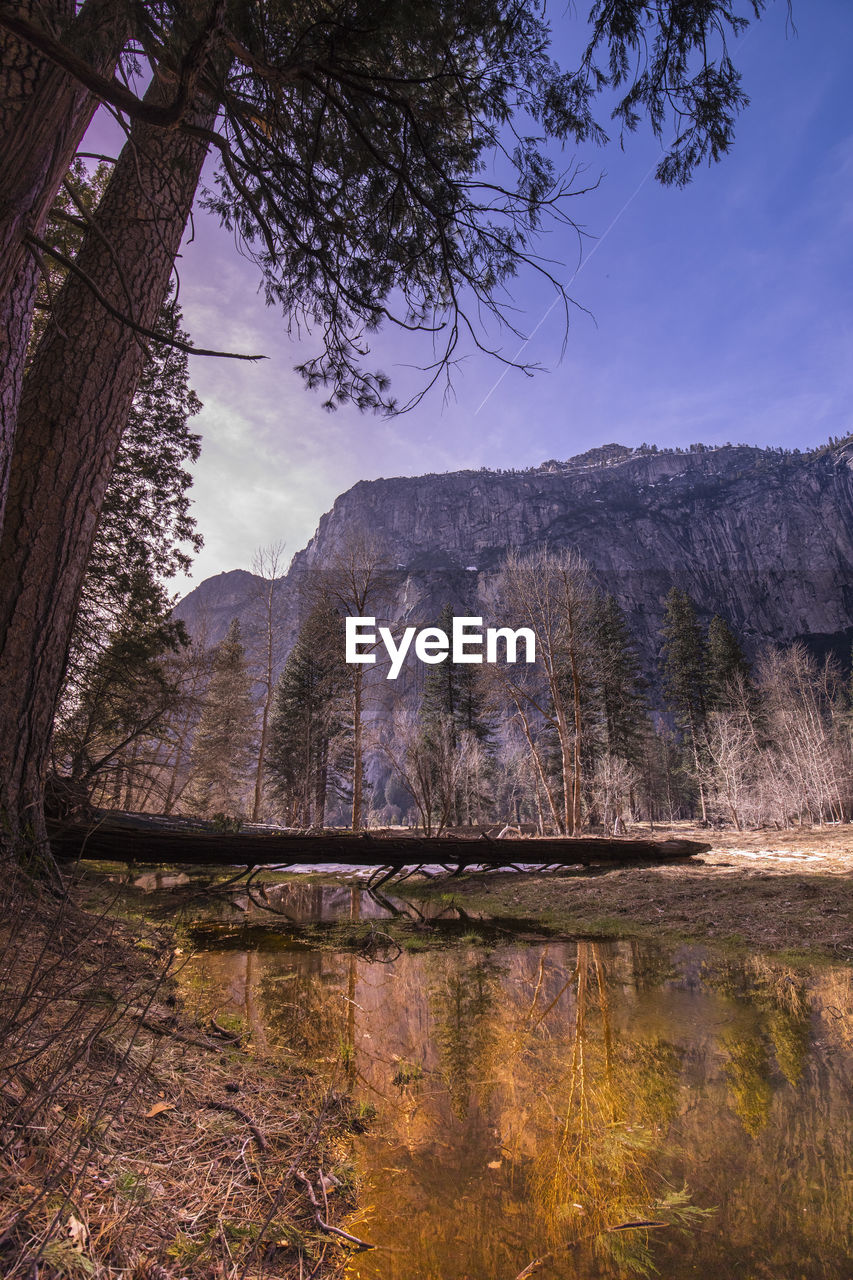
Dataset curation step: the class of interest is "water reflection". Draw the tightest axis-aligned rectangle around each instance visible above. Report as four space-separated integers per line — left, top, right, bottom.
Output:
177 887 853 1279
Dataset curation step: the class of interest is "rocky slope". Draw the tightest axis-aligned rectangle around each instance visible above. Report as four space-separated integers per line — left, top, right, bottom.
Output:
176 441 853 677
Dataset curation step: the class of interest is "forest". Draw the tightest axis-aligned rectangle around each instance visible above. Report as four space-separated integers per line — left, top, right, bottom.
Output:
55 530 853 840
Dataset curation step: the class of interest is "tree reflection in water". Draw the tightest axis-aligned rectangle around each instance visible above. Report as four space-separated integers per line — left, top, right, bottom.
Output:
178 895 853 1280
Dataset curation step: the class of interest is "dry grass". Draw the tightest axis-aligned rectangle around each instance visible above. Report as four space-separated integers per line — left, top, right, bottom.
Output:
0 867 363 1280
442 823 853 958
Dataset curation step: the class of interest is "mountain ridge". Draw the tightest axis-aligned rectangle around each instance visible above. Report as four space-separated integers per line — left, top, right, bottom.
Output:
176 440 853 676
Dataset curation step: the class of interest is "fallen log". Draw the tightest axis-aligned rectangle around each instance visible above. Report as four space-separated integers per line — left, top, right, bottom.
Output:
47 814 709 870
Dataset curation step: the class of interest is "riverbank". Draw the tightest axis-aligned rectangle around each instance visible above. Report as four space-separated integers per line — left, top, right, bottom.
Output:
0 873 365 1280
415 825 853 960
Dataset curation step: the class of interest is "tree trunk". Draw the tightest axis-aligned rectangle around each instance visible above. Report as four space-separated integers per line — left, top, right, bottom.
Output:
0 0 132 530
252 695 273 822
514 701 562 835
351 668 363 830
315 735 328 826
0 70 214 860
569 651 583 836
250 547 284 822
689 723 708 824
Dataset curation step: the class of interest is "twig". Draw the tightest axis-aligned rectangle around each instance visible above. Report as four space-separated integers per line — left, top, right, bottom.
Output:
205 1099 268 1152
515 1255 553 1279
610 1219 667 1230
136 1015 221 1052
209 1013 242 1043
24 241 71 342
294 1170 374 1249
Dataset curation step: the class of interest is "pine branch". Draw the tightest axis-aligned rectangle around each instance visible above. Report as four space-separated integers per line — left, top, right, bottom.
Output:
25 234 266 361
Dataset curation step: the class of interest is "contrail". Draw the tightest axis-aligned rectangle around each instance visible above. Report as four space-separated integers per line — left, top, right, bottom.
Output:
473 17 761 419
473 157 660 417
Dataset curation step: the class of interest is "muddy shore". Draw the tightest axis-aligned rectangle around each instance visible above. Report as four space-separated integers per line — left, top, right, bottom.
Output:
422 825 853 959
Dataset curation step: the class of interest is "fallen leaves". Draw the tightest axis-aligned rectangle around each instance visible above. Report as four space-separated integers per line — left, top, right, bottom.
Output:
67 1214 88 1248
145 1101 176 1119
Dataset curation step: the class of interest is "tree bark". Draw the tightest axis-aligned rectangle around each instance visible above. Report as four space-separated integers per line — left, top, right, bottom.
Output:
0 67 214 859
569 650 583 835
351 667 364 830
250 545 285 822
0 0 132 532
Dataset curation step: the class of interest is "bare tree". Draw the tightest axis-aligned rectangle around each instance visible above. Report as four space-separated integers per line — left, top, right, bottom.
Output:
758 645 850 826
492 547 596 835
457 730 490 827
590 755 640 834
248 541 287 822
701 711 755 831
380 706 459 837
184 619 256 819
158 627 213 815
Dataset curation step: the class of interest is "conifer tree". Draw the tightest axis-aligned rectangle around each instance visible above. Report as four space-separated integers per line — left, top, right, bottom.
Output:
591 594 649 765
660 589 709 729
185 619 255 819
660 587 710 821
51 573 189 812
428 954 501 1121
707 614 753 713
265 603 348 827
420 604 492 745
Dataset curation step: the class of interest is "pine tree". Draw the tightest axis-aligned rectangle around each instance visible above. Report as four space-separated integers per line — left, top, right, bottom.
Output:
707 614 752 713
660 587 710 821
420 604 492 744
265 603 349 827
185 619 256 820
419 608 458 736
428 953 501 1121
591 594 649 765
660 589 709 732
51 573 189 812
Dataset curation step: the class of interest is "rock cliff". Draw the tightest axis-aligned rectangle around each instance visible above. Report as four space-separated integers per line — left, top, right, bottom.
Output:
176 441 853 678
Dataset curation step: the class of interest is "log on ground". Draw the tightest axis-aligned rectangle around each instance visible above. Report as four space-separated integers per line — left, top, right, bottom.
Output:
47 815 710 869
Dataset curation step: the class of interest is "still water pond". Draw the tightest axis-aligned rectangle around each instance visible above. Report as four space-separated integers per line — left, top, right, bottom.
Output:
159 880 853 1279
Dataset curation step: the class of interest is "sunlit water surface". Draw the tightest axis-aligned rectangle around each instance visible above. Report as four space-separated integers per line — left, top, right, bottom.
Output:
142 880 853 1280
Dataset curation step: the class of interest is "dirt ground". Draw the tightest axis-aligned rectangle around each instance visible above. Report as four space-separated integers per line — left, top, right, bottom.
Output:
441 824 853 960
0 878 363 1280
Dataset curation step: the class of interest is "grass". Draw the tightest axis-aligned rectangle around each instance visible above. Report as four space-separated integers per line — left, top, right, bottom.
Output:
398 823 853 962
0 867 365 1280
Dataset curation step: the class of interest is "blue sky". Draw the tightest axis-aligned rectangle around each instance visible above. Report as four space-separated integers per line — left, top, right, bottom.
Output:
89 1 853 592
